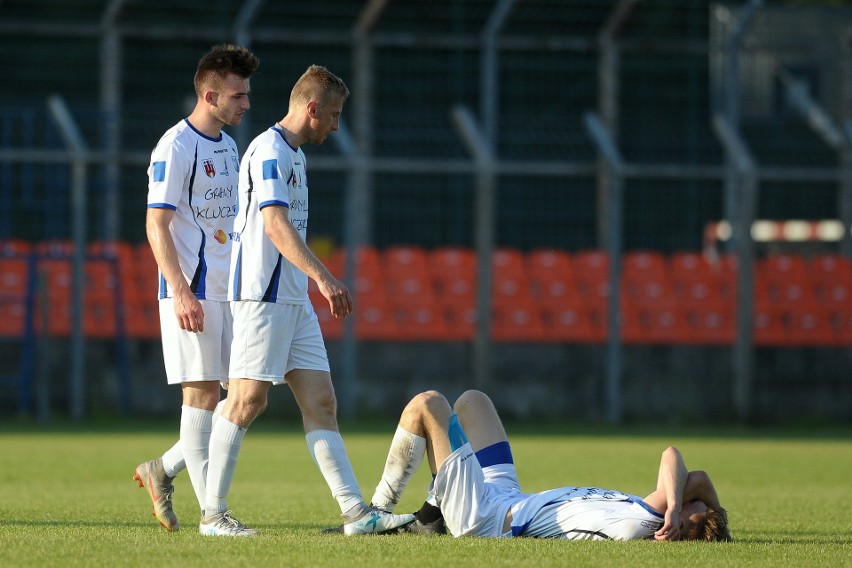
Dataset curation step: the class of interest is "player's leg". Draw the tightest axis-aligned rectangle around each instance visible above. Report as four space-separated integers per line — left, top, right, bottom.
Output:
401 390 515 534
453 389 508 452
200 300 279 537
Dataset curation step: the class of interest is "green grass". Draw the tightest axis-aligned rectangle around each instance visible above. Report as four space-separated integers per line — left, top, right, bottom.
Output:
1 422 851 567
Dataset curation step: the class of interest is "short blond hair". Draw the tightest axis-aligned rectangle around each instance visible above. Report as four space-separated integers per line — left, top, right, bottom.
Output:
290 64 350 108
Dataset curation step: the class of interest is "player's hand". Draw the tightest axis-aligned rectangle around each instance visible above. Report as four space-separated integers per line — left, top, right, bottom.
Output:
319 277 353 318
174 289 204 332
654 509 682 541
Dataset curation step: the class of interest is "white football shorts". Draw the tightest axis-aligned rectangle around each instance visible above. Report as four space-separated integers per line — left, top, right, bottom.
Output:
433 442 522 538
229 300 330 384
159 298 232 385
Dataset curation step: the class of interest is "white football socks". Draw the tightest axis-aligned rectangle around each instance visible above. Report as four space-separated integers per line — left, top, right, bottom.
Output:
205 416 246 516
161 440 184 478
180 405 213 511
305 429 365 517
370 426 426 512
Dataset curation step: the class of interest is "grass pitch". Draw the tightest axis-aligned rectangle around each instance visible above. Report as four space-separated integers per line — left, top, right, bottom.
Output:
1 420 850 567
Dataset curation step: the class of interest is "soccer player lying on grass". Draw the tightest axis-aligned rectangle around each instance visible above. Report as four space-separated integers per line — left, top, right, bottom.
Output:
357 389 731 541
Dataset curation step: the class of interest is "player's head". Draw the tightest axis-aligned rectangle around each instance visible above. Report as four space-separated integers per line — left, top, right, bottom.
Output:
679 500 731 542
289 65 350 145
194 44 259 127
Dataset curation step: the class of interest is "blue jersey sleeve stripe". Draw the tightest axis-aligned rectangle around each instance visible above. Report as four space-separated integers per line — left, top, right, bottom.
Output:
262 159 278 180
259 199 289 209
147 203 177 210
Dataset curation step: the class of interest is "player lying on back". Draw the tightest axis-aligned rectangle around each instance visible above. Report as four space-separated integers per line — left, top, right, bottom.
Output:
354 389 730 541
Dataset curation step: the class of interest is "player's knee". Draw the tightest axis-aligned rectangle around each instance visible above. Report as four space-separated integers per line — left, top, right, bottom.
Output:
453 389 491 416
405 390 448 420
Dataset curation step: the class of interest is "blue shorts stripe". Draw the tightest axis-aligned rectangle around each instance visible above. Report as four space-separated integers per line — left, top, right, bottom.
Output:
475 441 513 468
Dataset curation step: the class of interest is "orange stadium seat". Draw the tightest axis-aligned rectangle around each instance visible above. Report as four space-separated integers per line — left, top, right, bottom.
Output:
684 300 735 345
441 302 476 341
623 250 667 279
355 299 398 341
0 299 27 337
392 300 450 341
384 245 429 276
527 249 576 305
386 271 434 302
643 303 689 345
752 305 788 347
0 258 31 297
491 300 547 342
786 305 836 347
428 246 476 276
492 248 526 278
541 298 603 343
123 295 160 340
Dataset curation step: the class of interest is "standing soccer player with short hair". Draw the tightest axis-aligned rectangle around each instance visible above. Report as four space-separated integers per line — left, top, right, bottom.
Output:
200 65 413 536
134 44 258 535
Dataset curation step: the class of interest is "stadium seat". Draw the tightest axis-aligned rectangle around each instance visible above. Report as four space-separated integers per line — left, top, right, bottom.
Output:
428 246 476 276
386 271 434 302
684 300 735 345
786 305 836 347
433 271 476 309
84 294 118 339
123 295 161 340
0 298 26 337
623 271 675 308
491 300 547 342
760 253 809 281
0 258 31 297
440 302 476 341
643 303 689 345
492 271 531 303
573 250 609 282
618 301 649 345
752 305 788 347
834 306 852 346
492 248 526 278
332 246 381 274
810 253 852 282
622 250 667 279
541 299 603 343
36 258 72 303
384 245 429 276
527 249 576 305
527 248 572 276
392 300 450 341
355 298 398 341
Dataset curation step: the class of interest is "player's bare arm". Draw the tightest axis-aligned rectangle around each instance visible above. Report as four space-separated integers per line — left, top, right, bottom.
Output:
683 470 722 509
146 207 205 332
642 446 688 541
260 204 352 318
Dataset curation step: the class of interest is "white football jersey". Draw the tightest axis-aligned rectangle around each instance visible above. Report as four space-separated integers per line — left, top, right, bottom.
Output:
229 125 309 304
509 486 664 540
147 119 239 301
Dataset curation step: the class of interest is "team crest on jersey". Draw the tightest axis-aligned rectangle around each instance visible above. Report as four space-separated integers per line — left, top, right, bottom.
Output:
203 159 216 178
288 170 298 189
